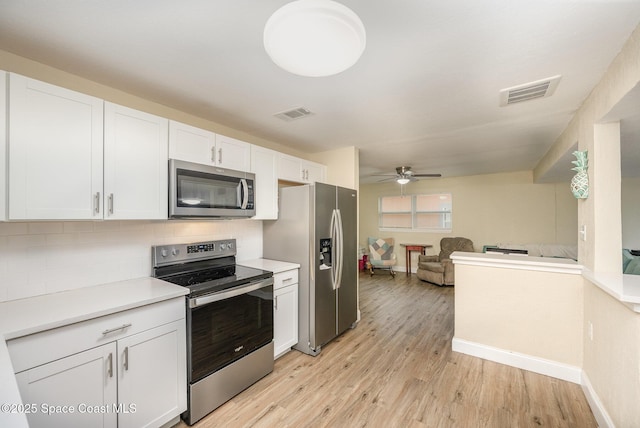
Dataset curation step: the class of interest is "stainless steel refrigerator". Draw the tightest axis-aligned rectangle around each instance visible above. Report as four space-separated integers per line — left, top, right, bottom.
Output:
263 182 358 356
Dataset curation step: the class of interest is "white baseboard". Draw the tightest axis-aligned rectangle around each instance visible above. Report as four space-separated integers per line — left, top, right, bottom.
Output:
451 338 582 384
581 371 614 428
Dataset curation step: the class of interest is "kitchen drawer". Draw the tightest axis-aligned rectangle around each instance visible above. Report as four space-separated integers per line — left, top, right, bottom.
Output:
8 297 185 373
273 269 298 290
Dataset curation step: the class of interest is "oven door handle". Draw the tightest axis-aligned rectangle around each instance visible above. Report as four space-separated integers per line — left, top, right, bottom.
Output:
189 277 274 308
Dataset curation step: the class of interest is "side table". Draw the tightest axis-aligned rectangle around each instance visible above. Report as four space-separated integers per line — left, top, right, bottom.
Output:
400 243 433 276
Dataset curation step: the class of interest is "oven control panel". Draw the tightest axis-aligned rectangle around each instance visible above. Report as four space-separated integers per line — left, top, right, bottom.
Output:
152 239 236 267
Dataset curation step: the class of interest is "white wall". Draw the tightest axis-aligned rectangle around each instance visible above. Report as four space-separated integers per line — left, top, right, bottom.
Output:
311 146 359 190
360 170 577 270
455 263 583 368
0 220 263 302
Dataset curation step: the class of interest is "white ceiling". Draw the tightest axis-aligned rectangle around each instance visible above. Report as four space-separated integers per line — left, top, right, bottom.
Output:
1 0 639 183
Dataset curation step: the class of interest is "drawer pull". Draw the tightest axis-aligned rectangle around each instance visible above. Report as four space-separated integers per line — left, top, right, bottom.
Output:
102 323 132 336
282 277 294 283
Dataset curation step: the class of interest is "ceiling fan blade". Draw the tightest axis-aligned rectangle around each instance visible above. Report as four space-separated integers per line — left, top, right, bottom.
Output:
412 173 442 177
376 177 397 182
370 173 398 177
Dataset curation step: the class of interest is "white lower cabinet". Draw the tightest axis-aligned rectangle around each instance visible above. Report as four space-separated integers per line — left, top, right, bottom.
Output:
9 299 186 428
117 322 185 428
15 343 118 428
273 269 299 358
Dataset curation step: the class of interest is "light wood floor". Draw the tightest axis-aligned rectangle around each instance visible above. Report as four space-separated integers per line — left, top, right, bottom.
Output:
179 272 596 428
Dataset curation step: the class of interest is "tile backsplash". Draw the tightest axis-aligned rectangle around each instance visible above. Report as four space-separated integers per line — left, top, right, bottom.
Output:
0 219 263 302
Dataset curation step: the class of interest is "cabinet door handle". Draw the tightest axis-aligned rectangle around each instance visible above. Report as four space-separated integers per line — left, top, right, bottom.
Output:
108 193 114 215
218 148 223 164
94 192 101 214
211 146 216 162
102 323 132 336
274 295 278 310
124 346 129 371
107 353 113 378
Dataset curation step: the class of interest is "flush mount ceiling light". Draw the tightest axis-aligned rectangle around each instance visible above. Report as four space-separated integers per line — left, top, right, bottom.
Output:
264 0 366 77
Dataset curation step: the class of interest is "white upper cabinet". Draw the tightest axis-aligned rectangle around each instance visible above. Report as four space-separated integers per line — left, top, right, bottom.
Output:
0 71 6 221
304 161 325 183
169 120 250 171
104 102 168 220
250 145 278 220
214 134 251 171
277 153 326 184
168 120 216 165
8 73 104 220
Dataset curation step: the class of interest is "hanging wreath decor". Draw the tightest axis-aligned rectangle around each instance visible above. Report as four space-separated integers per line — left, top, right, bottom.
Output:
570 150 589 199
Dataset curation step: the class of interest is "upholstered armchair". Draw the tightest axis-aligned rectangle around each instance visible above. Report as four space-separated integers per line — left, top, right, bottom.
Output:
416 237 474 286
368 237 397 276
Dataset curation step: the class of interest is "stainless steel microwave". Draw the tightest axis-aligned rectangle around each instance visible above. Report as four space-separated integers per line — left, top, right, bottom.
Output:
169 159 255 218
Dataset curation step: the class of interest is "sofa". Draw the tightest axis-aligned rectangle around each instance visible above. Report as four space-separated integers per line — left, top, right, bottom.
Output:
487 243 578 261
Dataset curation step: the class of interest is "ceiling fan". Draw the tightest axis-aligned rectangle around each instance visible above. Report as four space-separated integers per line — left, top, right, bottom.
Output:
374 166 442 184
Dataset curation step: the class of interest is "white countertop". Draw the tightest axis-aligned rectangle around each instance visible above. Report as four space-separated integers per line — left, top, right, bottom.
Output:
239 258 300 274
0 277 188 428
583 269 640 312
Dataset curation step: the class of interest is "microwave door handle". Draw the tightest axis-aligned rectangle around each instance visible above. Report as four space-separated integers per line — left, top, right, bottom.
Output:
240 179 249 209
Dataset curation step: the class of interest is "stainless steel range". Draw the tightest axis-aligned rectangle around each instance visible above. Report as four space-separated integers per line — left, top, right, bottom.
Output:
152 239 274 425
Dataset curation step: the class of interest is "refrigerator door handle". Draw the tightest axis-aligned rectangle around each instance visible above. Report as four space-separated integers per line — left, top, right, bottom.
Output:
330 209 339 290
335 209 344 288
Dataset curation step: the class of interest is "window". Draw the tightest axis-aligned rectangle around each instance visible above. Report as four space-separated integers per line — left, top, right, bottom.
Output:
379 193 452 231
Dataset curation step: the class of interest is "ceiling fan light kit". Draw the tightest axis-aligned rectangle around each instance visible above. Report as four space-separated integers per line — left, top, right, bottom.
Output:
263 0 366 77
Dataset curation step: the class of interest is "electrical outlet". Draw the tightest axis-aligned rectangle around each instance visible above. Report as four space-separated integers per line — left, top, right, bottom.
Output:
588 321 593 341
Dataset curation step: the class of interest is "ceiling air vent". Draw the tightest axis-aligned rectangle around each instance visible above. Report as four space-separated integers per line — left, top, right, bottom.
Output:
499 75 561 106
274 107 314 121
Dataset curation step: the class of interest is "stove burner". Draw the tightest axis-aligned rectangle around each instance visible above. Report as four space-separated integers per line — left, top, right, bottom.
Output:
165 265 236 287
151 240 272 299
